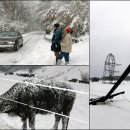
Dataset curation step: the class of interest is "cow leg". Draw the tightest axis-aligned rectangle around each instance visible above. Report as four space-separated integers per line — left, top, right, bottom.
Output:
22 118 27 130
62 94 75 130
62 113 70 130
53 114 62 130
29 114 35 130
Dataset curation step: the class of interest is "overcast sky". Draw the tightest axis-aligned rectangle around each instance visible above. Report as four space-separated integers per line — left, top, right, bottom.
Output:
90 1 130 78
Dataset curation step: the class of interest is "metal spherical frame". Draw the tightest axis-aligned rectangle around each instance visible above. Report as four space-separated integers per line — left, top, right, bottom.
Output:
103 53 116 83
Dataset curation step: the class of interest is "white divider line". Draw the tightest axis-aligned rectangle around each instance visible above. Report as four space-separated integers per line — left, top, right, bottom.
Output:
0 77 89 95
0 97 89 125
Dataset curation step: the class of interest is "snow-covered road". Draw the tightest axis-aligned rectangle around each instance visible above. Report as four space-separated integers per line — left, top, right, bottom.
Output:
0 32 89 65
0 32 53 65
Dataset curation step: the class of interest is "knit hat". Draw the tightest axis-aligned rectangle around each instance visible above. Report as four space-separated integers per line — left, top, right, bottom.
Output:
65 27 71 33
54 23 60 28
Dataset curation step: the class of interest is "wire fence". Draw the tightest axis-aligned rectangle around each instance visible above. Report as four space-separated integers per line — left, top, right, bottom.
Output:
0 96 89 125
0 77 89 95
0 77 89 126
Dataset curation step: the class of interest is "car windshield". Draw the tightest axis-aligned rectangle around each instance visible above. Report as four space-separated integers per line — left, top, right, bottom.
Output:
0 32 17 37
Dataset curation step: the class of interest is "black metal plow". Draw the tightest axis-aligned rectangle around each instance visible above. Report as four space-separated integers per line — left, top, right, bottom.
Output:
90 64 130 105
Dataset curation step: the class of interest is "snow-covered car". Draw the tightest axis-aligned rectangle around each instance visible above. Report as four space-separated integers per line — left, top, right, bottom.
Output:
0 31 23 51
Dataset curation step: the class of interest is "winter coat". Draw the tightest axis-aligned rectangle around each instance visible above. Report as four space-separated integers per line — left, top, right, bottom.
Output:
51 28 62 52
61 33 72 53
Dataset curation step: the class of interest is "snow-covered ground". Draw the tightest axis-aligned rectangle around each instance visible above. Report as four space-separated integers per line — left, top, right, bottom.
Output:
0 32 89 65
0 118 14 129
0 66 89 129
90 81 130 129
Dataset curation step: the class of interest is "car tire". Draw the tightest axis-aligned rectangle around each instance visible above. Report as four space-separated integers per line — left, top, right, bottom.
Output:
20 39 23 47
20 43 23 47
14 42 19 51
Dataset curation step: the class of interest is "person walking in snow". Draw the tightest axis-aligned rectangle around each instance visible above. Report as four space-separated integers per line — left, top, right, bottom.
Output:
56 26 72 65
51 23 62 64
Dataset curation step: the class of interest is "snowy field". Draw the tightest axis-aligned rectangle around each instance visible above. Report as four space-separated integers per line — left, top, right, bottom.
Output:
90 81 130 129
0 66 89 129
0 32 89 65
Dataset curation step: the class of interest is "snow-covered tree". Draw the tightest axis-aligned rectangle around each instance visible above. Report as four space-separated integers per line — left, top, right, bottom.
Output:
36 0 89 36
0 1 30 32
0 0 89 35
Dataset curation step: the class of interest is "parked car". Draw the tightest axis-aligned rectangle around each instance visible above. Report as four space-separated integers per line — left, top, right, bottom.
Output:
0 31 23 51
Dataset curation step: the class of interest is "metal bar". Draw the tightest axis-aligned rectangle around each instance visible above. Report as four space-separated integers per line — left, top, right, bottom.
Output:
90 65 130 105
104 65 130 100
109 91 125 99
